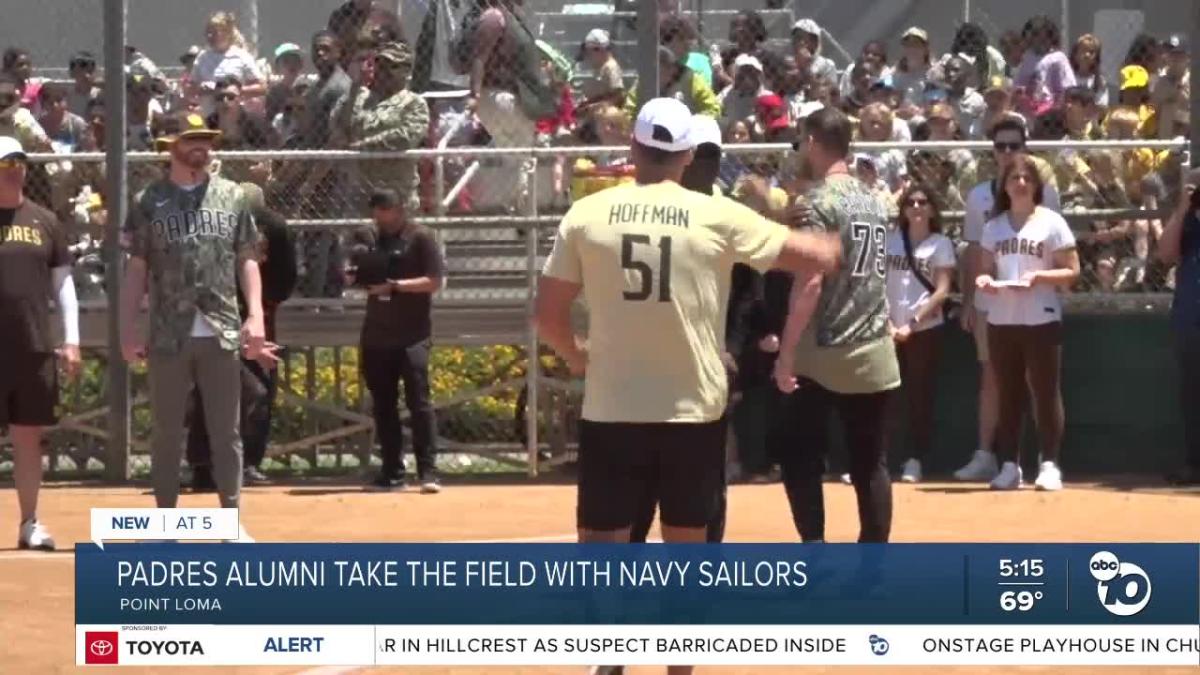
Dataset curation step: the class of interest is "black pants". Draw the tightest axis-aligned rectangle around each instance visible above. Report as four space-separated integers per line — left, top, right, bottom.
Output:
1177 328 1200 470
896 328 942 461
362 340 438 480
187 359 276 470
779 380 893 543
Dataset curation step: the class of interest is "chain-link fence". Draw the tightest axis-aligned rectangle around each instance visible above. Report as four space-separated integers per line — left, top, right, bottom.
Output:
0 0 1196 482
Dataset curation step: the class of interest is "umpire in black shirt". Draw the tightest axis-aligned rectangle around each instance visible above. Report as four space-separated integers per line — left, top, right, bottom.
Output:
350 188 445 493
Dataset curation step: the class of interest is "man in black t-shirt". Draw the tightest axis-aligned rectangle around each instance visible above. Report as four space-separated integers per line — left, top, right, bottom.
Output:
348 188 445 493
0 136 80 551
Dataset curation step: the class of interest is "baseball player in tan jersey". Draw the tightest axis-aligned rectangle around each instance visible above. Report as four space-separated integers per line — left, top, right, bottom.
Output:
120 112 266 541
536 98 838 534
537 98 839 675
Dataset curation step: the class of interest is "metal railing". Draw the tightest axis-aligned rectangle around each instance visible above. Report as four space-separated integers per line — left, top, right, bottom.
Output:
8 134 1194 480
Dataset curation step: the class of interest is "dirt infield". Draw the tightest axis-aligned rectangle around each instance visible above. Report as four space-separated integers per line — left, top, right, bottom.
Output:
1 479 1197 674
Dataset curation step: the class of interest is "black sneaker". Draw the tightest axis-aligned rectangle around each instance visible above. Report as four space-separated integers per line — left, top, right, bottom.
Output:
190 466 216 493
371 473 405 490
243 466 269 485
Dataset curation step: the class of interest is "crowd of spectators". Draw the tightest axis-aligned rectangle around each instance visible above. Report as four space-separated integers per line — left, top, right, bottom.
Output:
0 2 1193 297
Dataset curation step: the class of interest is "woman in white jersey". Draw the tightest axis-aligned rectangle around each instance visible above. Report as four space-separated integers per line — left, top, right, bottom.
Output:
976 154 1080 491
886 184 956 483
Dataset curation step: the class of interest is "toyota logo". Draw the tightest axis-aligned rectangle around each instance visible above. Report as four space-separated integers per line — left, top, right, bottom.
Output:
89 639 114 656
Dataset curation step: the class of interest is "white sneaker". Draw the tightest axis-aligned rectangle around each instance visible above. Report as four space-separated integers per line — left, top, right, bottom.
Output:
900 458 922 483
234 524 256 543
955 450 999 481
839 473 852 485
1034 462 1063 491
990 462 1024 490
18 519 56 551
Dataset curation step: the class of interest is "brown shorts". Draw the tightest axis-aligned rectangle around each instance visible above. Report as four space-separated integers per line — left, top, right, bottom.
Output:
0 354 58 428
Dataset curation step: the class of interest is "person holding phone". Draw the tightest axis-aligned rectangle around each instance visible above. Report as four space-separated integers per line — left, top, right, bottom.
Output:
349 188 445 493
886 184 956 483
975 154 1080 491
1158 167 1200 486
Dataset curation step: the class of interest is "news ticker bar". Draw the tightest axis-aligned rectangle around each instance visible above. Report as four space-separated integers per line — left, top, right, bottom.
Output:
76 625 1200 667
76 543 1200 625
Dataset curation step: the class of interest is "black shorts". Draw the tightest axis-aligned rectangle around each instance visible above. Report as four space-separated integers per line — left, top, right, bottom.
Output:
577 418 726 531
0 354 58 428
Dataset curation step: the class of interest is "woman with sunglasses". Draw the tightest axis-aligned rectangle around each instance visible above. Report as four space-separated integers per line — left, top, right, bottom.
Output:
975 154 1080 491
887 185 956 483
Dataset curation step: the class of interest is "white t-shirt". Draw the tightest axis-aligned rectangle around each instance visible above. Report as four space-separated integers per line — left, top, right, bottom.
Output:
885 231 957 331
964 179 1061 311
979 207 1076 326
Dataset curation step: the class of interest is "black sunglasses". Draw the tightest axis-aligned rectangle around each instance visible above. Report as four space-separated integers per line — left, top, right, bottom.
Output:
906 197 930 207
217 92 239 102
994 141 1025 153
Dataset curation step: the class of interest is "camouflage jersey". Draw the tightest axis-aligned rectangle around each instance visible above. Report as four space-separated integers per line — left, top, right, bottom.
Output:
128 176 259 355
804 173 892 347
337 87 430 208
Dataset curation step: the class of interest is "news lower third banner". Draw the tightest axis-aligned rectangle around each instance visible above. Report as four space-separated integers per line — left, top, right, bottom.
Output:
76 543 1200 666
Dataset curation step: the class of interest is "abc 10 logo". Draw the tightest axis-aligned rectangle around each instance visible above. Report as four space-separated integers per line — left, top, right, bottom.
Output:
1089 551 1152 617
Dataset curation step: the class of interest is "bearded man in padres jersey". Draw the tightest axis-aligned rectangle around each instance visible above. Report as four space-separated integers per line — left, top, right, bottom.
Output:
120 112 265 541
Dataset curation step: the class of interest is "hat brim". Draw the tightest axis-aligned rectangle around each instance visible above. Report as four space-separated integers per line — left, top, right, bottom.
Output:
156 129 222 151
0 150 28 161
178 129 222 141
376 55 413 67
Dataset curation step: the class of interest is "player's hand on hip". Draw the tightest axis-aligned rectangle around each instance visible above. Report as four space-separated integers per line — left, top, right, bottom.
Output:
57 344 82 379
893 324 912 344
720 351 739 375
241 314 266 360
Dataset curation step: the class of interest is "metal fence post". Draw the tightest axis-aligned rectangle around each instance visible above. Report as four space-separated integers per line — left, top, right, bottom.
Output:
1192 0 1200 169
525 153 540 477
636 0 661 111
103 0 130 482
242 0 260 56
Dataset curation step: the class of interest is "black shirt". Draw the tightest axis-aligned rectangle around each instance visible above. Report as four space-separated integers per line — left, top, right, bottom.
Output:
355 224 445 348
0 200 70 356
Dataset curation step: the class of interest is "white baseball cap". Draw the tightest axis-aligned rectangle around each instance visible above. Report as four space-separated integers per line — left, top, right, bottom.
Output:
634 98 694 152
690 114 722 149
584 28 610 48
0 136 26 161
792 19 821 37
733 53 763 73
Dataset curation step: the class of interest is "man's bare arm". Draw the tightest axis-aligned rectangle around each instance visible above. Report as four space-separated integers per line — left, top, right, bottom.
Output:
533 276 586 374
